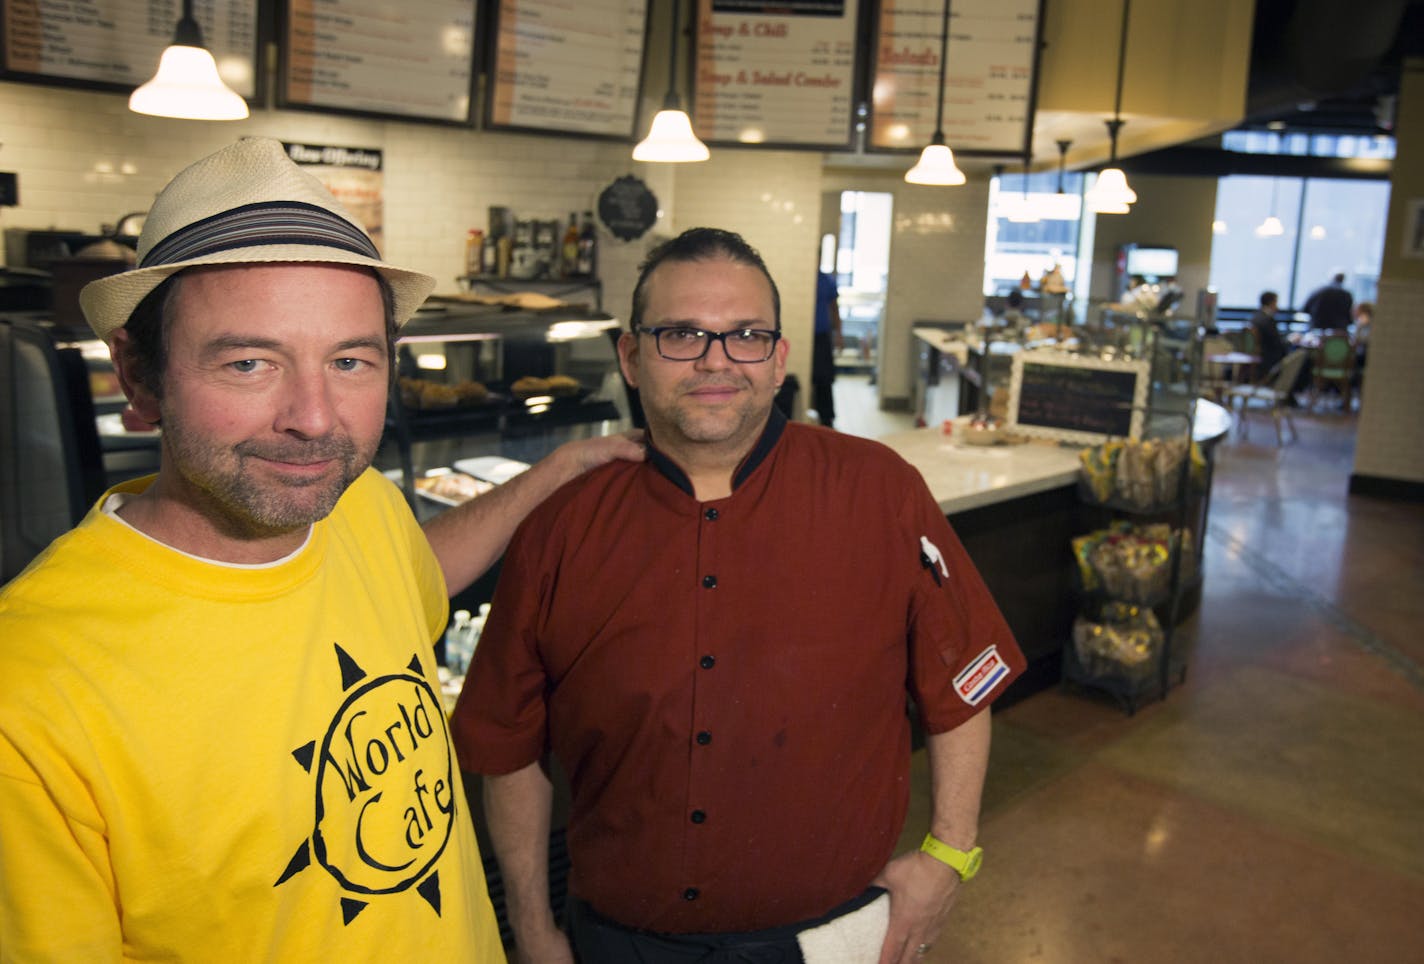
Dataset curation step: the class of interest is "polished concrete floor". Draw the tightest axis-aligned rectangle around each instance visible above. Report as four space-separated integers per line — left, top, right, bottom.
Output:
847 390 1424 963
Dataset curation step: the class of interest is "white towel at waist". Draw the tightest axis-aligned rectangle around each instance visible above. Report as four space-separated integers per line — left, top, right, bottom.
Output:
796 891 890 964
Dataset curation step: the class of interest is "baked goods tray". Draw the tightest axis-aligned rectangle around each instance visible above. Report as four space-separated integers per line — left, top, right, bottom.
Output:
386 468 496 506
453 456 532 485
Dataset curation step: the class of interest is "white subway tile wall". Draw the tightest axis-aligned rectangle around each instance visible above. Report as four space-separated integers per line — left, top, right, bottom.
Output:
669 150 824 404
0 83 826 412
1353 277 1424 484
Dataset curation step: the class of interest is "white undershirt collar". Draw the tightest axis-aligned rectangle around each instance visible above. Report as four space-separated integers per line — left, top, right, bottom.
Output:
102 491 313 569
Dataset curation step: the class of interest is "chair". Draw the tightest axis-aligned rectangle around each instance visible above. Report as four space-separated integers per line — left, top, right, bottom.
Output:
1 317 107 583
1235 325 1258 357
1225 348 1309 445
1309 329 1355 412
1199 335 1235 401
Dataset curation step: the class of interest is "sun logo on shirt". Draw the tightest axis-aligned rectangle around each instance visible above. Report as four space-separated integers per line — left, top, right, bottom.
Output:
276 644 457 924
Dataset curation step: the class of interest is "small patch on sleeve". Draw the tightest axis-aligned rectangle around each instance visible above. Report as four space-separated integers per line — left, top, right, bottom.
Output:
953 645 1009 706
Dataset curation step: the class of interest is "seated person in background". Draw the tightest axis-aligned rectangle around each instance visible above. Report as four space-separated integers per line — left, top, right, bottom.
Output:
1352 301 1373 346
1249 290 1288 374
1001 289 1027 333
1352 301 1373 385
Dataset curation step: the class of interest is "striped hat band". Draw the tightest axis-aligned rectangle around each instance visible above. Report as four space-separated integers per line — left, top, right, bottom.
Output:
141 200 381 269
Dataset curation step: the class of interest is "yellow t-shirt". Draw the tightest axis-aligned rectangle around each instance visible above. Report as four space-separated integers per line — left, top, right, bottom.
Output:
0 470 504 962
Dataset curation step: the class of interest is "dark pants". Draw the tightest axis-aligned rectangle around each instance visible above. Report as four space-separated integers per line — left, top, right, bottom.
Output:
812 331 836 427
568 887 886 964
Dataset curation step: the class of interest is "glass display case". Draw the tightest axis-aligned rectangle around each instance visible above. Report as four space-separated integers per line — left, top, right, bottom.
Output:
379 303 631 517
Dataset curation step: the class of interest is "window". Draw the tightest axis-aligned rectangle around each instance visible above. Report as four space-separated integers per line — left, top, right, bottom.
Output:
835 191 893 369
983 170 1086 297
1221 130 1396 160
1208 175 1389 310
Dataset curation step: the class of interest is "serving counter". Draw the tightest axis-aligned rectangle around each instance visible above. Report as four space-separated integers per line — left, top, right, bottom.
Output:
879 402 1231 702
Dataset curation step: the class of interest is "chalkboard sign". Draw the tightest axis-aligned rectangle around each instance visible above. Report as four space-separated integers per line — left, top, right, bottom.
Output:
597 175 659 241
1006 351 1149 444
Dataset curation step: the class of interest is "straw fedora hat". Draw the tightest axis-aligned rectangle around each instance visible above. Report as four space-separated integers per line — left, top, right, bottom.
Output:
80 137 435 341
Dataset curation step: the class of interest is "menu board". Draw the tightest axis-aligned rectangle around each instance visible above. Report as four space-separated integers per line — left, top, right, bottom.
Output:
280 1 476 124
2 0 258 97
692 0 859 150
870 0 1038 155
486 0 648 138
1007 352 1149 445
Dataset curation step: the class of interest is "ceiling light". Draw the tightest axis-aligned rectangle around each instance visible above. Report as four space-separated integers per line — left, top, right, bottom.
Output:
1255 178 1284 236
1026 139 1082 220
129 0 248 121
1084 0 1136 214
1088 162 1136 212
633 0 709 163
905 0 965 186
905 143 966 186
1008 153 1040 222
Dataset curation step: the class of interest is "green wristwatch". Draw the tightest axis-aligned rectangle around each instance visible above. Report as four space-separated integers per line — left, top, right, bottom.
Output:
920 833 983 881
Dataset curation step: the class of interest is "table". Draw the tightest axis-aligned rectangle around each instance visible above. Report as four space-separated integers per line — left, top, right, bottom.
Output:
1205 351 1260 397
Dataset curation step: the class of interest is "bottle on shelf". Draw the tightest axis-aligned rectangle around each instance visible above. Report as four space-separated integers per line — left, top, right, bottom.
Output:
464 229 483 277
496 235 512 278
561 212 580 278
576 210 597 278
471 603 490 654
444 609 472 674
480 233 498 276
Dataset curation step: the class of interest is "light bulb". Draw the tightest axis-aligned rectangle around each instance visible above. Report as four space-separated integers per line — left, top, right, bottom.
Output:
905 143 966 186
129 45 248 121
632 109 710 163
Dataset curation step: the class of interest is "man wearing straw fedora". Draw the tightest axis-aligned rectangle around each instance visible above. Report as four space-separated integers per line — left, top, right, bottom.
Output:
0 137 640 960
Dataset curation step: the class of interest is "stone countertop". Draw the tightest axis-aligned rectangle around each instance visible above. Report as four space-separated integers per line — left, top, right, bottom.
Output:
878 425 1083 515
880 400 1230 516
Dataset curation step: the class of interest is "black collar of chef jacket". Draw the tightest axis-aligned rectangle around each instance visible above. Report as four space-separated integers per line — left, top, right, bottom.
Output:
647 406 788 499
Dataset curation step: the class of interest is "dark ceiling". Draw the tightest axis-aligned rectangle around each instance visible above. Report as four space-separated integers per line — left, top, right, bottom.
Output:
1242 0 1424 134
1119 0 1420 177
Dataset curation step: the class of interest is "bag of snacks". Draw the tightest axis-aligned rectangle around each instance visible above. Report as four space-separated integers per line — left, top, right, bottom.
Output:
1071 602 1164 680
1077 441 1122 504
1077 437 1205 511
1072 522 1188 603
1072 605 1162 679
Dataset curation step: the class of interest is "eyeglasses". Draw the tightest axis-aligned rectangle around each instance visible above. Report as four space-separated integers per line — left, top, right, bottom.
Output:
638 326 781 363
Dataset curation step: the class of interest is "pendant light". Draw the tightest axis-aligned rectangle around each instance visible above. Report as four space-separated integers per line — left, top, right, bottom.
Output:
633 0 710 163
129 0 249 121
1031 138 1079 221
1086 0 1137 213
1055 139 1071 195
1256 178 1285 236
905 0 965 186
1007 154 1040 223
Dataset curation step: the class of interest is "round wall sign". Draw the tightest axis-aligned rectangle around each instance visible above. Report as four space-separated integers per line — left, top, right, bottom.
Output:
597 175 659 241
